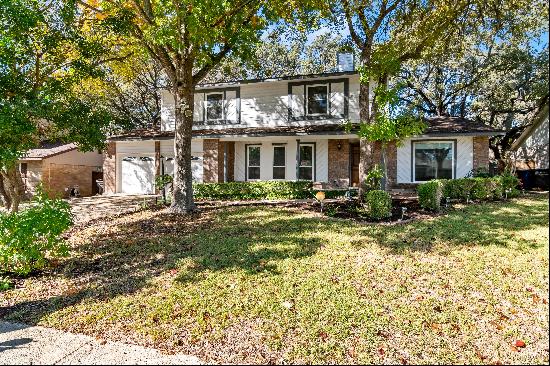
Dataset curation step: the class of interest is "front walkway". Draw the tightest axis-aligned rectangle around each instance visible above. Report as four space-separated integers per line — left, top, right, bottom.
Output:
0 321 200 365
68 194 159 224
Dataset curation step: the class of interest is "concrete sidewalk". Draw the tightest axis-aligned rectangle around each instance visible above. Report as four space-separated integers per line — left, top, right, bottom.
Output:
0 321 201 365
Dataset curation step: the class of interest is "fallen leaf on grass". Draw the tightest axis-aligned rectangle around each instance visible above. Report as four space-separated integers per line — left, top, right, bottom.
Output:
514 339 526 348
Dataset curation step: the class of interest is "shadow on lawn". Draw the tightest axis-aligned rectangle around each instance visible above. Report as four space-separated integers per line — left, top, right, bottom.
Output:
367 194 549 254
0 206 328 324
1 195 547 325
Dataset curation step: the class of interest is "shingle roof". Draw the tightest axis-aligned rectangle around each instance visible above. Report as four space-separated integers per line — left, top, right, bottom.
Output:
20 142 78 160
424 116 504 135
108 116 504 141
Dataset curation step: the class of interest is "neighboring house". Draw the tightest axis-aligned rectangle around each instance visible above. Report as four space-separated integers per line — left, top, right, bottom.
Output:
103 62 504 195
18 142 104 198
510 104 549 189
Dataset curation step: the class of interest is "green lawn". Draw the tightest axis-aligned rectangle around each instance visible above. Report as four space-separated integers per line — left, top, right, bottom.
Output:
1 194 548 364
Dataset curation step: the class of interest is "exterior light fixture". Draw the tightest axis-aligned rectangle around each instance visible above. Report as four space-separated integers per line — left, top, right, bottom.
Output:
337 142 342 150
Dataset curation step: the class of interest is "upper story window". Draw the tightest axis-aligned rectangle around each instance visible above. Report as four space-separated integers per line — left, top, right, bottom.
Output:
193 88 240 126
206 93 224 121
413 141 454 182
307 85 328 115
288 78 348 121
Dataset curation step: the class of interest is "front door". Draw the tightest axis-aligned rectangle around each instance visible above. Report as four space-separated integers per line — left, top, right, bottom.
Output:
351 143 360 187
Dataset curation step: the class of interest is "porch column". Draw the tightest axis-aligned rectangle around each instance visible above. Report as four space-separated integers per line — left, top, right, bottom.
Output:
154 141 161 193
328 139 350 188
103 141 116 194
473 136 490 171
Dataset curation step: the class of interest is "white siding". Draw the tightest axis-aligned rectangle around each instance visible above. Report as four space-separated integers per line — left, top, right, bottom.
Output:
161 90 175 131
232 138 329 182
160 74 362 132
160 139 203 156
117 141 156 154
330 82 345 117
397 136 473 183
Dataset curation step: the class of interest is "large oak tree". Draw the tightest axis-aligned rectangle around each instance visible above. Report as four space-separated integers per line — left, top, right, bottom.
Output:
86 0 321 213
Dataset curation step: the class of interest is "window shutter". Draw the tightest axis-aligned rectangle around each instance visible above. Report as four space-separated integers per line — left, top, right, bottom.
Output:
193 93 204 122
290 84 305 119
225 90 238 123
330 82 345 118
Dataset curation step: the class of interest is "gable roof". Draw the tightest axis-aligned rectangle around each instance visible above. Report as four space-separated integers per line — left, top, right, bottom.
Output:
20 142 78 160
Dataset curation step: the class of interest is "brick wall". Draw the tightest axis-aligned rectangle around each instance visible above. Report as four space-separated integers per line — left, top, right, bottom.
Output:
226 142 235 182
103 141 116 194
44 163 95 198
386 142 397 188
473 136 490 171
328 139 350 188
203 139 220 183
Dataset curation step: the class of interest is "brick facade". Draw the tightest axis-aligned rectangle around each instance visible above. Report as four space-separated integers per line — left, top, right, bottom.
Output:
327 139 350 188
103 141 116 194
202 139 235 183
473 136 490 172
203 139 220 183
385 142 397 188
44 163 96 198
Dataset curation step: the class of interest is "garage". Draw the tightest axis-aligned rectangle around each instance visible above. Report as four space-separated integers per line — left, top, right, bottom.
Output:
120 156 156 194
162 155 204 183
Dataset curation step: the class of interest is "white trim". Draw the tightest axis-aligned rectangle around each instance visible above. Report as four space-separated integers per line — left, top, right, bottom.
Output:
306 84 329 116
246 144 261 181
272 145 286 180
412 140 455 183
298 143 315 181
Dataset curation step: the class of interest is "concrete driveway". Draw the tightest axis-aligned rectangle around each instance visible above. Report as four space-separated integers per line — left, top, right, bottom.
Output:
68 194 159 224
0 321 200 365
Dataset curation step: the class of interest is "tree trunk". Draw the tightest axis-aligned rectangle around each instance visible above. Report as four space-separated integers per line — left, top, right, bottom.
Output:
0 173 12 210
0 165 25 213
170 68 197 214
358 51 375 198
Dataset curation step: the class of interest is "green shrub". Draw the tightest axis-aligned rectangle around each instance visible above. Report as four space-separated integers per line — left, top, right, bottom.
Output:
364 190 392 220
364 165 383 191
418 180 444 211
443 178 475 200
471 177 490 201
193 181 314 200
499 172 520 197
0 276 13 291
0 188 73 276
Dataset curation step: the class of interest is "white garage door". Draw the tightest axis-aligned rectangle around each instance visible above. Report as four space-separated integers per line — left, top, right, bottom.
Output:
121 156 155 194
163 156 203 183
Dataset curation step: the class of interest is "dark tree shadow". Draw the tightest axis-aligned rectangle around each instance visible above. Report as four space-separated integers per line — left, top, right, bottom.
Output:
1 195 547 326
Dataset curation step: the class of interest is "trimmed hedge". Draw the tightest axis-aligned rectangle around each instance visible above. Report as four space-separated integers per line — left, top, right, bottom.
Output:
192 181 354 201
418 180 444 211
364 190 392 220
419 174 521 210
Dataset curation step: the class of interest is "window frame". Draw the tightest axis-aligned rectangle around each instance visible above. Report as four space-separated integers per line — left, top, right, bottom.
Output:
298 143 315 181
272 144 286 180
411 139 457 183
205 92 224 122
246 144 261 181
19 162 28 178
306 84 329 116
287 78 349 122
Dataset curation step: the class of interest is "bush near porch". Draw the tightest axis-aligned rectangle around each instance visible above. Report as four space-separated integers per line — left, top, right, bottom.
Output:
192 181 351 201
418 174 521 211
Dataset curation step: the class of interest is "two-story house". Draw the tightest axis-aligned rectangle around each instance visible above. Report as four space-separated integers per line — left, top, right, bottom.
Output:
103 60 504 195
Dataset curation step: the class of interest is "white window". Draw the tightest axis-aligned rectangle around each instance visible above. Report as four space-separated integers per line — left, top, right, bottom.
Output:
247 145 261 180
413 141 454 182
273 145 286 180
298 144 314 180
307 84 328 115
206 93 223 121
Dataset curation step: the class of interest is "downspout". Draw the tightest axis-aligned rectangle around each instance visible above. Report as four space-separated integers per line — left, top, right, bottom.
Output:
296 139 301 180
224 142 228 183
